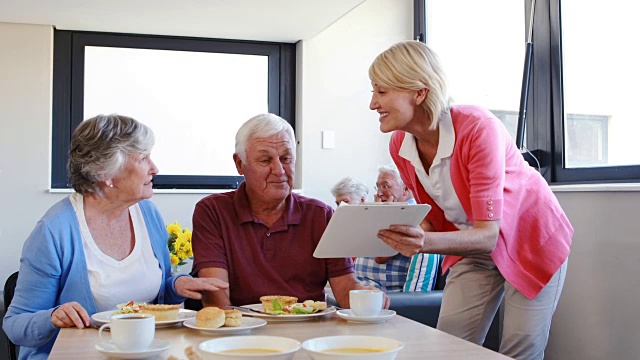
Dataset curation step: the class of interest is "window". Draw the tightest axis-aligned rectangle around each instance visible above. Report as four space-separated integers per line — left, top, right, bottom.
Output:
52 30 296 189
415 0 640 183
553 0 640 182
493 110 610 167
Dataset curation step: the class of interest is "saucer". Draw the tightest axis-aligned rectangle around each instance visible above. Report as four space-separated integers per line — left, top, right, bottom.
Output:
95 339 171 359
335 309 396 323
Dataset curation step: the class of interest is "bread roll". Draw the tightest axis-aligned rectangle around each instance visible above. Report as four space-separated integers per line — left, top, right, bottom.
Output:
223 309 242 327
196 307 225 328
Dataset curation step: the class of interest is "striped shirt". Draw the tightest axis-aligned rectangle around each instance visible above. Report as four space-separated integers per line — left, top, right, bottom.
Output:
354 253 439 292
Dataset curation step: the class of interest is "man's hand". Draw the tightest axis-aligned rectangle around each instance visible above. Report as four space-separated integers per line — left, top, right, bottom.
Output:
374 194 395 203
51 302 91 329
175 276 229 300
357 285 391 309
374 256 394 264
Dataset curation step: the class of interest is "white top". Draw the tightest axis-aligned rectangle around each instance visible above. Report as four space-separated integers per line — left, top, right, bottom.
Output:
70 193 162 312
398 111 472 230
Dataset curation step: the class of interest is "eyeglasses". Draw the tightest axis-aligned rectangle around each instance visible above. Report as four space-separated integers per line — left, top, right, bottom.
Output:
374 184 394 191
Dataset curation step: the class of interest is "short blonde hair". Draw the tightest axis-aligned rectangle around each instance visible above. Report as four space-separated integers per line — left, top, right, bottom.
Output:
369 41 451 130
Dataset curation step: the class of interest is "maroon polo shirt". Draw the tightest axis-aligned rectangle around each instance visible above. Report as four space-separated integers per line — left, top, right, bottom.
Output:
192 182 354 306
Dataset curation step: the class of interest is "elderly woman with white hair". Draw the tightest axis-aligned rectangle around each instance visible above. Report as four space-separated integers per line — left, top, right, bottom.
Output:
330 177 439 293
330 176 369 206
3 114 229 360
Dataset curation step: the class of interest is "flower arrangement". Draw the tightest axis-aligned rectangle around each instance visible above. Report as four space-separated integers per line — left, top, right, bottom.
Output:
166 222 193 267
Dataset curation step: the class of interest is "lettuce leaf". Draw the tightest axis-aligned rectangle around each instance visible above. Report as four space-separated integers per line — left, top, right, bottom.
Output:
272 299 284 311
290 306 315 314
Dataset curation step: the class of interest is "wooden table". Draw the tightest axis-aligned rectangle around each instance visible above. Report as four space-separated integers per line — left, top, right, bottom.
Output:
49 313 511 359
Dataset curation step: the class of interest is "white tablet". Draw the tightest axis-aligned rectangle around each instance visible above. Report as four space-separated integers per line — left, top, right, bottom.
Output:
313 203 431 258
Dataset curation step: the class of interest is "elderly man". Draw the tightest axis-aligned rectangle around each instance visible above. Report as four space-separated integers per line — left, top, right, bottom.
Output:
374 163 416 203
192 113 386 309
331 175 439 292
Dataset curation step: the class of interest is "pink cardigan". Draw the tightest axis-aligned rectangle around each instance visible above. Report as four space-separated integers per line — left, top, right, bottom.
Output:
390 105 573 299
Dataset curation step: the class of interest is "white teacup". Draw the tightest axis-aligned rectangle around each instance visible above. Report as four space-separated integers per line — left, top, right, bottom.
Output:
349 290 383 317
99 313 155 351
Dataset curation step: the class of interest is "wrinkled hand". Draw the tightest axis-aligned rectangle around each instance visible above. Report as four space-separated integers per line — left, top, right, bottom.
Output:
374 256 394 264
377 224 426 257
381 291 390 309
51 302 91 329
175 276 229 300
374 194 395 203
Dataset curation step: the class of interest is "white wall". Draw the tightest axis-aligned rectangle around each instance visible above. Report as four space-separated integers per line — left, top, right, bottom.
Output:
297 0 413 205
0 23 66 279
546 191 640 360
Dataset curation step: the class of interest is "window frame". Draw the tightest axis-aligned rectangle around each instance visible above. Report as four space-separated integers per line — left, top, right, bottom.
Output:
51 30 296 190
415 0 640 184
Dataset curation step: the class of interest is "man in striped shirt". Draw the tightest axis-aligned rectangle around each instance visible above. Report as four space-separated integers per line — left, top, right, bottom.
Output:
331 166 439 292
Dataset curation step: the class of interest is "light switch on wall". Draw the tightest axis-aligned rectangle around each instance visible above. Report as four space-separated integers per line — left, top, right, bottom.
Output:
322 130 335 149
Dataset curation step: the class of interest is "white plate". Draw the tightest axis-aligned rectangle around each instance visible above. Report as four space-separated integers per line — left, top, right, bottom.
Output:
183 316 267 334
240 304 336 322
95 339 171 359
335 309 396 323
92 309 196 328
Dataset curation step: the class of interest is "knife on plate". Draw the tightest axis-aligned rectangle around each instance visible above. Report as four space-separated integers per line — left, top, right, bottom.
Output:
225 305 269 315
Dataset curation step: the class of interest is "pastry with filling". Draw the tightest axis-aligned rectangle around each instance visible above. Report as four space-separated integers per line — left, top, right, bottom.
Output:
138 304 180 321
259 295 297 313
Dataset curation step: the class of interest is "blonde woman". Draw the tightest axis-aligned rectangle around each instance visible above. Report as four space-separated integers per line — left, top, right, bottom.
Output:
370 41 572 360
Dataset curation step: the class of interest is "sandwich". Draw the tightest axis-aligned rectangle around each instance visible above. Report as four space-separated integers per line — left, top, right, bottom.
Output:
223 309 242 327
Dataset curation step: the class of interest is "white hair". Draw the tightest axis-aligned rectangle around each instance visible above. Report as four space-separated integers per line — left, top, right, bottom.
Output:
331 177 369 199
235 113 295 162
68 114 154 195
377 163 404 186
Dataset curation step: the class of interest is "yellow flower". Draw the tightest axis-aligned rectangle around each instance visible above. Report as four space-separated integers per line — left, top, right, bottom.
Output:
167 221 194 266
183 228 192 242
166 222 182 236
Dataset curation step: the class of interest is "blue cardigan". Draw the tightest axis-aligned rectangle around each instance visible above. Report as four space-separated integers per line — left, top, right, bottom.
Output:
2 197 187 359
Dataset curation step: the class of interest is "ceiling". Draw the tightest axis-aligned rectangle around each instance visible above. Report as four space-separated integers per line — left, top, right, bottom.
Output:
0 0 366 42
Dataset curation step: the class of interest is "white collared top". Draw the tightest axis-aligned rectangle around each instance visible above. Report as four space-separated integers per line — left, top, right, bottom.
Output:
398 111 472 230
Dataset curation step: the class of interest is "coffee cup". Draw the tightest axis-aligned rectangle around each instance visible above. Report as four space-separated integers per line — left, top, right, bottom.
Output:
349 290 383 317
99 313 155 351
